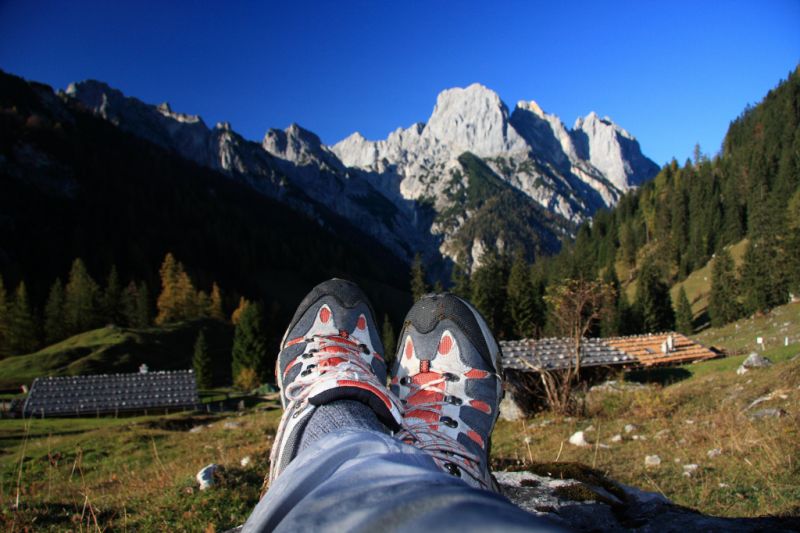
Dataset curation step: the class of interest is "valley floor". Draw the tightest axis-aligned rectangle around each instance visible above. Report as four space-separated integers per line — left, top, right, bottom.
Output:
1 304 798 531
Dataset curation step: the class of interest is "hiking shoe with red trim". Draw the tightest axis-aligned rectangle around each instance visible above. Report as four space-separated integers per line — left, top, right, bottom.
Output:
390 293 503 491
269 279 403 484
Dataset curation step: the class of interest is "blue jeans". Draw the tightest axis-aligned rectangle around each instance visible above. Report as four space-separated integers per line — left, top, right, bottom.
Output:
242 429 564 532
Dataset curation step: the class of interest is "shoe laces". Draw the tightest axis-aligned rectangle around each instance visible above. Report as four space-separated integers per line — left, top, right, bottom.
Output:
395 371 487 488
284 332 377 404
270 332 384 483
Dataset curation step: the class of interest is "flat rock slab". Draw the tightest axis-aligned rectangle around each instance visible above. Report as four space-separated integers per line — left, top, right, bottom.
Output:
496 469 799 532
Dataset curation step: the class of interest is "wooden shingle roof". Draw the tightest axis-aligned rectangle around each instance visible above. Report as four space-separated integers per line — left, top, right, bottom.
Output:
500 332 718 372
23 370 200 417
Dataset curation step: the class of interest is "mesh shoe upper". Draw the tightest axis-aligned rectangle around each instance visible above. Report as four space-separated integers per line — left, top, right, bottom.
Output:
391 293 503 490
269 279 402 484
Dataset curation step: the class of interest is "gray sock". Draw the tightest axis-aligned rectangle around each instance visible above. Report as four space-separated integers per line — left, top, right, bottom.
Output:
299 399 389 451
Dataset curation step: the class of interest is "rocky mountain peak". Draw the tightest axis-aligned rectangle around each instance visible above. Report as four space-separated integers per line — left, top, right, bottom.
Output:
515 99 546 119
424 83 528 157
263 123 342 170
571 111 658 190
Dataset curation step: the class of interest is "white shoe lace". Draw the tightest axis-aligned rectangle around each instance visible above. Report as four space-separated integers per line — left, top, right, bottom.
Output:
395 372 488 488
269 333 391 483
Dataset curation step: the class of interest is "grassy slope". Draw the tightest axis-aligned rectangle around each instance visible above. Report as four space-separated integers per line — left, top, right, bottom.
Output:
492 301 800 518
0 319 234 390
620 239 748 313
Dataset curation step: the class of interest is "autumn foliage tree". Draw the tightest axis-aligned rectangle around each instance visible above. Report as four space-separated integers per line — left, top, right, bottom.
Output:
155 253 225 325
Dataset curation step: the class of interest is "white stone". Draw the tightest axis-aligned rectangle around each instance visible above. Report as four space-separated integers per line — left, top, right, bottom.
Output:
644 455 661 467
569 431 591 447
610 434 623 443
624 424 637 434
240 456 252 467
683 464 699 473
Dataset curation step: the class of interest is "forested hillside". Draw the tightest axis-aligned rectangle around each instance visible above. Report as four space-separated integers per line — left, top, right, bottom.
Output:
0 70 411 358
451 66 800 340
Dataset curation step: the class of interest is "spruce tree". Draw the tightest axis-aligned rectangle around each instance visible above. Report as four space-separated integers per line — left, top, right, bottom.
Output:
506 254 537 339
121 281 140 327
209 282 225 321
635 259 675 333
410 253 429 301
101 265 123 325
381 313 397 370
44 278 66 344
0 275 9 357
599 267 623 337
675 286 694 335
471 253 508 337
709 249 741 326
64 258 100 336
786 191 800 295
8 282 38 354
231 301 270 384
136 282 151 327
193 330 213 389
450 261 471 299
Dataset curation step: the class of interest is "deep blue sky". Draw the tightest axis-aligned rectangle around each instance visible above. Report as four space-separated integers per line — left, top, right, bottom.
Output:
1 1 798 165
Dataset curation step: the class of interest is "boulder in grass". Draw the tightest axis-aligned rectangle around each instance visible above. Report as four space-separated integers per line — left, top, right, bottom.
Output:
737 352 772 375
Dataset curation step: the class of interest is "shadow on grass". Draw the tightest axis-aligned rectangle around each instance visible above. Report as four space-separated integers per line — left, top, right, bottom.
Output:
625 367 692 386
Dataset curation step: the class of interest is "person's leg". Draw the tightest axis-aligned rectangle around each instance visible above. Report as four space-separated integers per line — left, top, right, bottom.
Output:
243 280 563 532
244 427 560 532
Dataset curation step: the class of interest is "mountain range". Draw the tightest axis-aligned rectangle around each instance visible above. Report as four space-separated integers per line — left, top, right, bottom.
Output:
65 80 659 273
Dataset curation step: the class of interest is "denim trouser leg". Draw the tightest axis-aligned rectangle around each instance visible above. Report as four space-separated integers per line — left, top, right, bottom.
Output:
242 429 564 532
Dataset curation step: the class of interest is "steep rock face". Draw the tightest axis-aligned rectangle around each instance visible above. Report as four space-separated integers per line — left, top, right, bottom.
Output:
66 79 659 274
572 112 660 191
333 84 658 269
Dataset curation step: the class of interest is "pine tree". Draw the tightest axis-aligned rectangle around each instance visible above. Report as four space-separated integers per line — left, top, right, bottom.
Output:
450 261 471 299
121 281 140 327
209 282 225 321
0 275 9 357
675 286 694 335
64 258 100 336
195 289 210 319
136 282 151 327
786 190 800 295
410 253 429 301
8 282 38 354
121 280 151 327
381 313 397 370
193 330 213 389
101 265 123 325
471 253 508 337
44 278 66 344
599 267 623 337
635 259 675 333
231 301 270 384
709 249 741 326
506 254 538 339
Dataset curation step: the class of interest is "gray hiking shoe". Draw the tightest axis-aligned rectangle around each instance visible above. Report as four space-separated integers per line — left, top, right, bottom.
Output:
269 279 403 484
390 293 503 490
